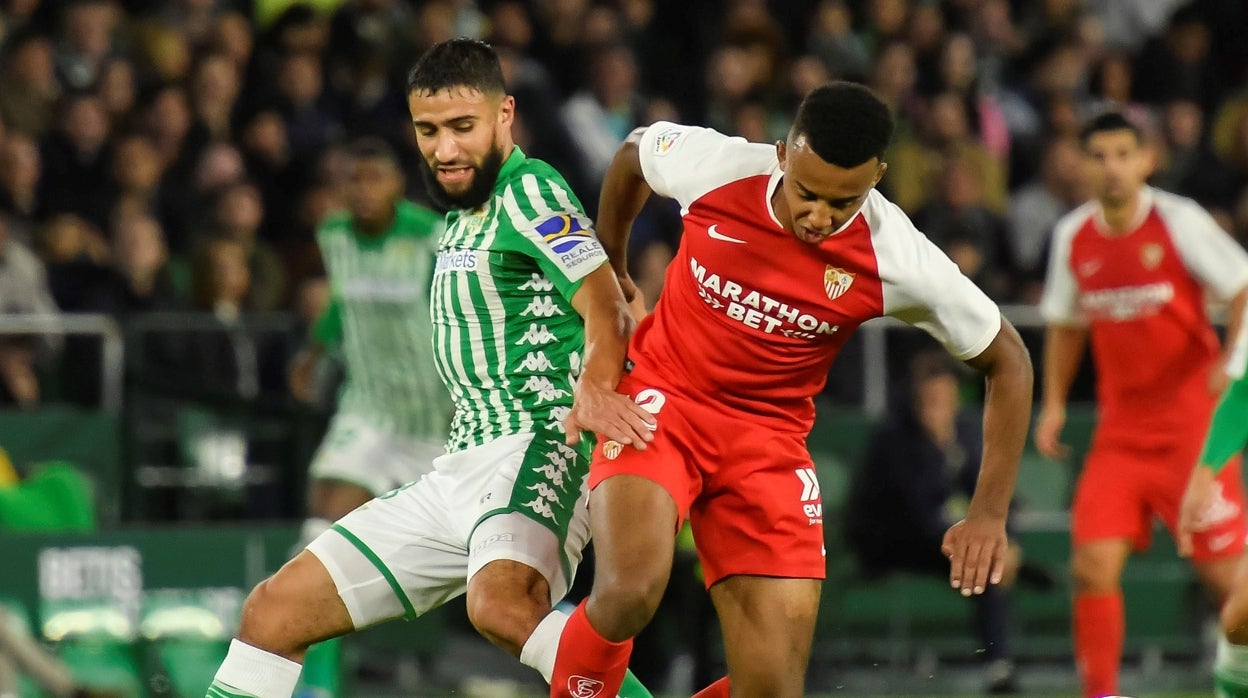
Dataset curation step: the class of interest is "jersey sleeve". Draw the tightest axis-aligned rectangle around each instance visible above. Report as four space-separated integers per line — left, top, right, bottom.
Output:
638 121 749 208
875 197 1002 360
500 172 609 301
1160 197 1248 300
1038 214 1085 326
312 294 344 350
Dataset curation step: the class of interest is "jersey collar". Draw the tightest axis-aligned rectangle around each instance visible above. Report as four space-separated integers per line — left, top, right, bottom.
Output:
765 165 784 229
497 145 526 185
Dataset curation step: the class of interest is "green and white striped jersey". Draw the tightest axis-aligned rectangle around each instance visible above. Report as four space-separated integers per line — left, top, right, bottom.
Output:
314 200 452 440
433 147 609 452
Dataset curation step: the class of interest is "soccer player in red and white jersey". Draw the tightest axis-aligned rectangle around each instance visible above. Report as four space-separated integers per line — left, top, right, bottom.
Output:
1035 111 1248 698
545 82 1034 697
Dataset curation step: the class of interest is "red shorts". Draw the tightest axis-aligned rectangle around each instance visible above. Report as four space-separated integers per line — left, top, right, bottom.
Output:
1072 432 1247 562
587 373 826 587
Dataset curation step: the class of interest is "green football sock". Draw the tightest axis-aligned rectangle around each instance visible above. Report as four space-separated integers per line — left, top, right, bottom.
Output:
618 669 654 698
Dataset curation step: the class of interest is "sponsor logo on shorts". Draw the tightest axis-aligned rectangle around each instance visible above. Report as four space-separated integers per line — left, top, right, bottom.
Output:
796 468 822 525
602 440 623 460
568 676 605 698
1195 482 1241 530
1208 531 1242 553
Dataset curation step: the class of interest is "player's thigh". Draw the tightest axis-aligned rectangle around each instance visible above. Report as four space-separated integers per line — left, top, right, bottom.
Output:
238 551 353 659
306 477 471 631
709 575 821 698
690 427 826 588
1071 443 1152 555
465 555 552 656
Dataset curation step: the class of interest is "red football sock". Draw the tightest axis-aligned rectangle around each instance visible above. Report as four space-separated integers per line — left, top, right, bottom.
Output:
691 676 730 697
1074 591 1124 698
550 601 633 698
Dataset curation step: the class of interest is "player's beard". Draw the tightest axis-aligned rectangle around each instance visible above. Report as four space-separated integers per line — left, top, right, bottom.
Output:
418 142 506 212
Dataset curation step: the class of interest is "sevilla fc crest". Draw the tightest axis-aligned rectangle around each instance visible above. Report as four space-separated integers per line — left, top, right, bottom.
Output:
824 266 855 300
568 676 605 698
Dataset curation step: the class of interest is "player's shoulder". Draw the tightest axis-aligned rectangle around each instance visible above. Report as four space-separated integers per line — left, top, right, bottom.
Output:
1052 200 1099 245
1149 186 1209 225
317 210 355 239
496 152 583 216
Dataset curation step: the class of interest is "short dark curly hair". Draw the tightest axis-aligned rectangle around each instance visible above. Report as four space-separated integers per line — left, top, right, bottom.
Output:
406 38 506 96
1078 111 1142 147
791 82 894 167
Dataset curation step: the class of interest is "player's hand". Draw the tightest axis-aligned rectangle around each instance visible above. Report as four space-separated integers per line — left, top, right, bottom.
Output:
564 379 657 449
289 349 319 403
1209 364 1231 396
1178 465 1216 557
941 515 1009 597
1033 404 1070 460
617 274 648 323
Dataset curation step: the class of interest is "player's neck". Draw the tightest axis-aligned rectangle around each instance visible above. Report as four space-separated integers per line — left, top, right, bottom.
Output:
1099 189 1144 235
356 208 397 237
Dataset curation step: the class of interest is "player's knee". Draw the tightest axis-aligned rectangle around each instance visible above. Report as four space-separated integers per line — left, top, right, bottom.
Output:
589 571 666 639
236 576 304 656
1069 552 1117 593
1223 597 1248 644
466 587 547 656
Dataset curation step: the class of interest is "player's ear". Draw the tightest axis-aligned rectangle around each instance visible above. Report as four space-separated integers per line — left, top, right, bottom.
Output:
498 95 516 127
874 161 888 186
776 139 787 168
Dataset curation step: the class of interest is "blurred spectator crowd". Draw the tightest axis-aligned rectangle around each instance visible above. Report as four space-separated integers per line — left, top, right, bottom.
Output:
2 0 1248 409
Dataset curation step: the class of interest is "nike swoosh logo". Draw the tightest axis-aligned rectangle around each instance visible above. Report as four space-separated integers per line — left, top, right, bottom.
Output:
707 224 746 244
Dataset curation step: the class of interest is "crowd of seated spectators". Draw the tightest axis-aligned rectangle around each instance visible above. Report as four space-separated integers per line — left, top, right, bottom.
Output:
0 0 1246 410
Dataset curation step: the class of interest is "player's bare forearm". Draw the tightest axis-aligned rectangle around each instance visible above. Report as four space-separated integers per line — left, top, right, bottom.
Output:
1040 324 1087 410
964 318 1033 519
567 265 655 447
597 132 654 280
573 266 635 391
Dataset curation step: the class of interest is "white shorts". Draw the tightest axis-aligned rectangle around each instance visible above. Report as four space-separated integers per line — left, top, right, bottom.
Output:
309 412 444 496
305 431 591 628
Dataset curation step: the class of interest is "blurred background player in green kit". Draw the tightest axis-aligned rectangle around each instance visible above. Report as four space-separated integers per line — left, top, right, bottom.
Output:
289 137 450 545
286 137 449 698
1179 302 1248 698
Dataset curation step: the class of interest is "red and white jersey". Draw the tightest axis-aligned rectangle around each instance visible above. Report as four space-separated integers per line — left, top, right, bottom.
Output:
1040 186 1248 442
630 122 1001 431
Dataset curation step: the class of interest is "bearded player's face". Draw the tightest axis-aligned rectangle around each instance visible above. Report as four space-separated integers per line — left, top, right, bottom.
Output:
1082 129 1151 207
776 135 887 245
408 86 514 210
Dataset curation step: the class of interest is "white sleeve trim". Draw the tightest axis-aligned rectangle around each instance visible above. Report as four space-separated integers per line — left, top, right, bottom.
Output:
870 192 1004 360
1038 204 1094 326
1154 190 1248 301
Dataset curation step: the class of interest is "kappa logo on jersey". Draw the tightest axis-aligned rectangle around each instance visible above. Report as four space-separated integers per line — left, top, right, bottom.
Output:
1140 242 1165 270
796 468 822 524
568 676 605 698
823 266 855 300
537 214 595 254
652 128 683 156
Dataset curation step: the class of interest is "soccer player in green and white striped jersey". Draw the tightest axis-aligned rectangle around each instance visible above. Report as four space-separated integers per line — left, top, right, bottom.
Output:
289 138 451 546
207 39 656 698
